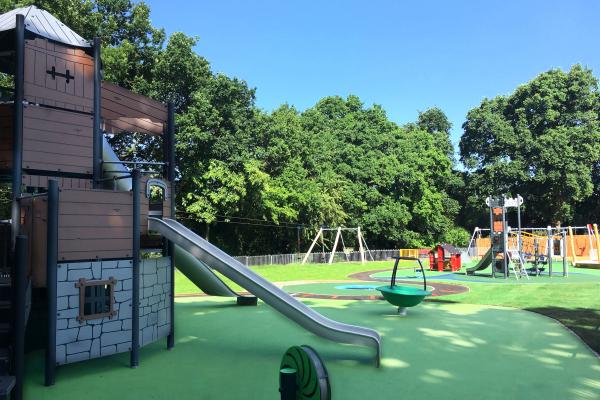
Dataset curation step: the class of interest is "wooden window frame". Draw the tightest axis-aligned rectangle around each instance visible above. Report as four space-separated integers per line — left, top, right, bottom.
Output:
75 278 117 322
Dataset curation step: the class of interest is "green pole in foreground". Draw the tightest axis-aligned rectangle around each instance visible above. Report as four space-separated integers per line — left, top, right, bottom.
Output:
279 368 297 400
279 345 330 400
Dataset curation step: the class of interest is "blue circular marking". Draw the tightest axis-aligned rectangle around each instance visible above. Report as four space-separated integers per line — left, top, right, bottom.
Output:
335 284 379 290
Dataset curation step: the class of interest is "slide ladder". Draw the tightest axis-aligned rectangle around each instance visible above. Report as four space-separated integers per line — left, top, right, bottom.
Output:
149 217 381 366
507 249 529 280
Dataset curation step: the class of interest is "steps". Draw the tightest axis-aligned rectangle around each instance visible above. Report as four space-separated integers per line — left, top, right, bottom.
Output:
507 250 529 280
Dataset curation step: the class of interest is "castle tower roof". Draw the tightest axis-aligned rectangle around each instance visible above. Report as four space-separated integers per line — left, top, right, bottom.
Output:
0 5 90 48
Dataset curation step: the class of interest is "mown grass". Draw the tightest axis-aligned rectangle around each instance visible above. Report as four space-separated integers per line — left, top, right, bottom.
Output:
174 260 396 294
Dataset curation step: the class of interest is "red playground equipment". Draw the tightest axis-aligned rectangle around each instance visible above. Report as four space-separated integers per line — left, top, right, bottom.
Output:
429 244 461 272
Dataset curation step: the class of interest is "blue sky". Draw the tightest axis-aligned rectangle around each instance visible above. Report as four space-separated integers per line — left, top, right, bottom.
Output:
145 0 600 147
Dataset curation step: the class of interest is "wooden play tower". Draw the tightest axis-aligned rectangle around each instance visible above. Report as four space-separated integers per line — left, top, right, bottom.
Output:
0 7 177 399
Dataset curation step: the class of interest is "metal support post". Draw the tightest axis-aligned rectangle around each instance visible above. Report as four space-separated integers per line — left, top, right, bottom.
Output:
11 14 25 245
13 235 27 399
92 38 102 187
166 102 176 350
547 226 553 277
562 230 567 277
45 180 58 386
130 169 140 367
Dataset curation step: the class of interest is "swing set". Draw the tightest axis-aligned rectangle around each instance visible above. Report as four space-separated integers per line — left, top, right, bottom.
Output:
568 223 600 268
301 227 374 265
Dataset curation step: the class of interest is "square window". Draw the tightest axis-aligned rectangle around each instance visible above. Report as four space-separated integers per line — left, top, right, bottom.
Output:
75 278 117 322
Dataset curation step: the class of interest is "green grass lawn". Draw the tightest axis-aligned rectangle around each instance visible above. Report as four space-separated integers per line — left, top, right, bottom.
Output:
175 260 600 354
174 260 403 294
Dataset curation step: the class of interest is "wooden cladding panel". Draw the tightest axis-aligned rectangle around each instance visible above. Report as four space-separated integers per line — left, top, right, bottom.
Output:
24 180 169 282
20 196 48 288
103 117 164 136
58 189 133 261
23 105 93 174
101 81 167 121
24 38 94 112
101 81 167 136
0 105 12 169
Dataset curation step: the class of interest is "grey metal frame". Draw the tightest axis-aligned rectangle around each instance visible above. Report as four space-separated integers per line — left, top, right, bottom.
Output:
45 180 58 386
11 14 24 245
13 235 26 400
130 169 140 367
166 103 175 350
92 37 102 187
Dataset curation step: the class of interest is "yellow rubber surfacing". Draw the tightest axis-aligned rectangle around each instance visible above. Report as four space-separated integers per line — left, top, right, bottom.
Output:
24 298 600 400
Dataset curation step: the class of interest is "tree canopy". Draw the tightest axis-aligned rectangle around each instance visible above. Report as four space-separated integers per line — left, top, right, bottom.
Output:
1 1 598 255
460 65 600 226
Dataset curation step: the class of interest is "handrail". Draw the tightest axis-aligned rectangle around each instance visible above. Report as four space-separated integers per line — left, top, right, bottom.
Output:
390 256 427 291
102 160 166 166
16 192 48 201
102 170 161 175
466 228 480 256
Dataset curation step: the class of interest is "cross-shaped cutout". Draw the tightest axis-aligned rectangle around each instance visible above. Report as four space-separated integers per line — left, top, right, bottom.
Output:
46 66 75 83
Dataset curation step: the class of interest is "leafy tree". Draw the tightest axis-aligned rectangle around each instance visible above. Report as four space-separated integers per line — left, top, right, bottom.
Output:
417 107 454 159
0 1 471 254
460 65 600 226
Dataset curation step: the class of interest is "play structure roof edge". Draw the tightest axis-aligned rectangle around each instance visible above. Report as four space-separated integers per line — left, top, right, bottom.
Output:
0 5 90 48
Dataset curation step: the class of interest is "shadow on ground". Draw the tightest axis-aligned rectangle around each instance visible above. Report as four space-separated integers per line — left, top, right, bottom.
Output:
525 307 600 355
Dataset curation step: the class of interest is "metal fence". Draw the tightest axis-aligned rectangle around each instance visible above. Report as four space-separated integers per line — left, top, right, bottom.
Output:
233 249 411 267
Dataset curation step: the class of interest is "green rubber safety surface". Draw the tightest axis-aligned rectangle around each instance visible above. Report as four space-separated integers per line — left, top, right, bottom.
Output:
23 298 600 400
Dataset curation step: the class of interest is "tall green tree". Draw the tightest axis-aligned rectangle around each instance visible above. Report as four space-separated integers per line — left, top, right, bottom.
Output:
0 1 472 253
417 107 454 159
460 65 600 226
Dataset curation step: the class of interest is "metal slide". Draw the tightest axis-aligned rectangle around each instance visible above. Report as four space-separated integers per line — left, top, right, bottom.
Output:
102 136 238 298
149 217 382 366
466 248 492 275
173 246 238 297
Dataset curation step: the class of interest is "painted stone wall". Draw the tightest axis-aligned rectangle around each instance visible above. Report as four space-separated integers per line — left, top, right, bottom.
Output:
55 256 171 365
139 256 172 346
